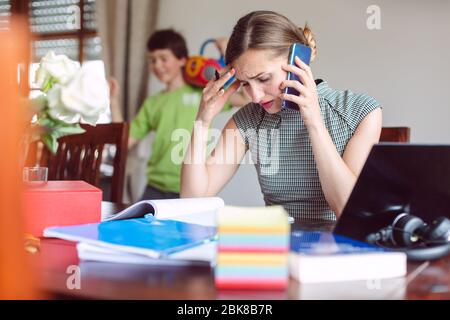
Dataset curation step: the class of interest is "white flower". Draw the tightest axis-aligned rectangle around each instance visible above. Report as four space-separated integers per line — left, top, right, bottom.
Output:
35 51 80 90
46 65 109 125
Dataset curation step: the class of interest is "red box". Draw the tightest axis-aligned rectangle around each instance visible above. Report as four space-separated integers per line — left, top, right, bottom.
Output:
23 181 102 236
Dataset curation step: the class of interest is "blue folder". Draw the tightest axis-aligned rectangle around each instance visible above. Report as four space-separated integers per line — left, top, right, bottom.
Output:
44 215 217 258
290 231 388 255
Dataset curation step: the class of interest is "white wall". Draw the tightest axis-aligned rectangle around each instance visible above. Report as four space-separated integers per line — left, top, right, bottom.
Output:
148 0 450 206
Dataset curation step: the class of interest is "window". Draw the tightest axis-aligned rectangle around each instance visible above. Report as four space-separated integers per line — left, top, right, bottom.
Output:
5 0 110 123
0 0 11 32
5 0 104 88
29 0 101 62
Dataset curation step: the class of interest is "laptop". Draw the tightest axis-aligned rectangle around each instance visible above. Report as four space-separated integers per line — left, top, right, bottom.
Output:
334 143 450 242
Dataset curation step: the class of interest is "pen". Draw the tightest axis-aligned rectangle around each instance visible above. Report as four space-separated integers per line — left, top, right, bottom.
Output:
215 69 224 91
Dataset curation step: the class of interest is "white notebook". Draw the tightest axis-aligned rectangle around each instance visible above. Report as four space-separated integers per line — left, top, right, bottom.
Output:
77 241 217 267
289 231 407 283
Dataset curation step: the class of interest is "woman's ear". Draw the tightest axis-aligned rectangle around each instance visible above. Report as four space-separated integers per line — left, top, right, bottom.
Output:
179 57 187 67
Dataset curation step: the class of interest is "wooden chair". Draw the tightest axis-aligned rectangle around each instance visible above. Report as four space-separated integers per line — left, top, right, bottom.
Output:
380 127 410 142
39 123 129 203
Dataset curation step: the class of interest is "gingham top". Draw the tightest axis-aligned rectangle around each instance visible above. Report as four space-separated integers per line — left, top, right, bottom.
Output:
233 80 381 220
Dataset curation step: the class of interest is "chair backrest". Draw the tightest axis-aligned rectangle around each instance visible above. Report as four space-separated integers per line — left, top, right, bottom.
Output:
40 123 129 203
380 127 410 143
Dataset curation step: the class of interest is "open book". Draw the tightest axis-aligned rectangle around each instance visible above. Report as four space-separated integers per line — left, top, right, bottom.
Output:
102 197 224 227
44 197 225 261
289 231 407 283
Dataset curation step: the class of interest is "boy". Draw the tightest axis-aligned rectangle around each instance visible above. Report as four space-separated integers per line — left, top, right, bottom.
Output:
110 29 248 200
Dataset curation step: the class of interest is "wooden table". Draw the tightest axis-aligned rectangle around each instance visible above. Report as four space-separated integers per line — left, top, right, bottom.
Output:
31 202 450 300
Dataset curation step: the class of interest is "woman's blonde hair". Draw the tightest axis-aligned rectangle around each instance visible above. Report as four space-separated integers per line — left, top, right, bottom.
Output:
225 11 317 65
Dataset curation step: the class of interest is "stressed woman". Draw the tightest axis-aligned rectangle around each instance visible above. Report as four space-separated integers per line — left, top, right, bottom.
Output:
181 11 382 220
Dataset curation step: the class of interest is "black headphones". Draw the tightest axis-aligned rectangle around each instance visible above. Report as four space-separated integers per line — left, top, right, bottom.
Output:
366 213 450 261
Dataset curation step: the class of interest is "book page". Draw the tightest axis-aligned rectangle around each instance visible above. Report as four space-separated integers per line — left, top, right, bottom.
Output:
102 201 155 221
103 197 224 226
151 197 224 226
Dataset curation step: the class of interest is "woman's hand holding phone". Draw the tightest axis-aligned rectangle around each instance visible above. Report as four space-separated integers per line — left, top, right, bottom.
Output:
196 66 239 126
280 56 322 128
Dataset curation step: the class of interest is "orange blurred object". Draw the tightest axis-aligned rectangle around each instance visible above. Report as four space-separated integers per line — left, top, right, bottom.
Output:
0 18 38 299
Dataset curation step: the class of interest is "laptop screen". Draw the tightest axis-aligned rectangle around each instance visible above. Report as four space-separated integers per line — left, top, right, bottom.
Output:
334 143 450 242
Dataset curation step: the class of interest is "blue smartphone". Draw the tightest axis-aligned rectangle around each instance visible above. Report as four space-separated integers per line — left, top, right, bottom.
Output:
282 43 312 110
214 69 236 90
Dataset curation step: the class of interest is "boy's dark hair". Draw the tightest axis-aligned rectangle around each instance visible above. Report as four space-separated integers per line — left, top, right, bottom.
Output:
146 29 188 59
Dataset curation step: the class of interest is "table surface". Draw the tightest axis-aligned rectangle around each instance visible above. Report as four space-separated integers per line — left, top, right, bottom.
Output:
31 202 450 300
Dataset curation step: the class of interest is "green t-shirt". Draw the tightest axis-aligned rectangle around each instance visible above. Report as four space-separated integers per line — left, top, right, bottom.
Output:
130 84 231 193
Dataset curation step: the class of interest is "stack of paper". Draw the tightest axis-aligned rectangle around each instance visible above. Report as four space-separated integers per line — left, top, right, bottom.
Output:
44 216 217 262
77 241 216 267
215 206 290 290
44 197 225 267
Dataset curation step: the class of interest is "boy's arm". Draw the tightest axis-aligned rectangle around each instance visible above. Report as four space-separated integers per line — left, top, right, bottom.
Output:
109 77 124 122
128 136 139 149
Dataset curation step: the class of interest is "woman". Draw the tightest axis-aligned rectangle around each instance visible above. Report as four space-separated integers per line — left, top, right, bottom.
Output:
181 11 382 220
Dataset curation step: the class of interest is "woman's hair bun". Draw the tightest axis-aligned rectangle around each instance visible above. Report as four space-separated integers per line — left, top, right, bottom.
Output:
299 23 317 62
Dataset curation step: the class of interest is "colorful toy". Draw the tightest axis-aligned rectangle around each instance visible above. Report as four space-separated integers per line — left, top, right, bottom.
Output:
184 39 226 87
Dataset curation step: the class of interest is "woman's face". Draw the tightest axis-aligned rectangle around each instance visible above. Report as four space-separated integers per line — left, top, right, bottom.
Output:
232 49 287 114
